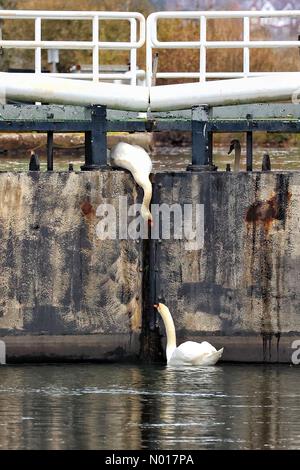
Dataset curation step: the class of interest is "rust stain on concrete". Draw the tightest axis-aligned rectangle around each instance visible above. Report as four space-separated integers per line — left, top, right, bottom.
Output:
0 172 143 347
245 191 292 232
81 200 95 217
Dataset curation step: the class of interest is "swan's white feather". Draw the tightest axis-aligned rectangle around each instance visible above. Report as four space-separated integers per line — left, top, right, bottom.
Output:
109 142 153 222
168 341 224 366
109 142 152 183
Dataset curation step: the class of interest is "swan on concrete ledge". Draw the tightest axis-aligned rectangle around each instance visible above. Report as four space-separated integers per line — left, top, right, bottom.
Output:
154 303 224 366
109 142 153 225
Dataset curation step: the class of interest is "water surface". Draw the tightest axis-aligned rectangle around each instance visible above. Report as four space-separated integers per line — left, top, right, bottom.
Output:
0 146 299 172
0 364 299 450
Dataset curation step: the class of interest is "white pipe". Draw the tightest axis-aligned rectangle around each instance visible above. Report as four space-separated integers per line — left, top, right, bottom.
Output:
130 19 137 86
149 40 300 49
0 10 146 20
150 74 300 111
34 17 42 74
154 72 300 79
199 15 206 83
148 10 300 19
92 16 99 82
2 72 300 111
43 71 145 80
0 73 149 111
0 40 142 50
243 17 250 78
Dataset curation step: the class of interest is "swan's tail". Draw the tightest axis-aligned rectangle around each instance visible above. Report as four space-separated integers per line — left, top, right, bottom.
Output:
206 348 224 365
194 347 224 366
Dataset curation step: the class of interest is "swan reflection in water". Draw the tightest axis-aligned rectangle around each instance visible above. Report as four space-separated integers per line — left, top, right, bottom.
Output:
137 365 227 449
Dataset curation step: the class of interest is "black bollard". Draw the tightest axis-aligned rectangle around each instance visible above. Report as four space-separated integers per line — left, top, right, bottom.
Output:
29 151 40 171
68 163 74 172
226 163 231 172
262 153 271 171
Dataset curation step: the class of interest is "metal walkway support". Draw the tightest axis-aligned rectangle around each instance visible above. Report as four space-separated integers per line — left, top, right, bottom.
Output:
82 105 107 170
47 131 54 171
1 103 300 172
188 106 216 171
246 130 253 172
0 104 109 170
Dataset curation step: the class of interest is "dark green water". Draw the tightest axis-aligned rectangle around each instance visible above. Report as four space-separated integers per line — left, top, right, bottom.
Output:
0 364 300 450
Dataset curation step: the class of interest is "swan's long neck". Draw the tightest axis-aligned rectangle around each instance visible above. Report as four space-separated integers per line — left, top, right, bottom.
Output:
159 306 177 362
234 147 241 172
140 177 152 215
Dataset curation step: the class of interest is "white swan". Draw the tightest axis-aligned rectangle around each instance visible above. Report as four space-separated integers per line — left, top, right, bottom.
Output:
109 142 153 225
228 139 241 173
154 303 224 366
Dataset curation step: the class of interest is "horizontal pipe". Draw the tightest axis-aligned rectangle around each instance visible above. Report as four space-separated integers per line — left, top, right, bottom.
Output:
0 10 146 20
2 72 300 112
148 10 300 19
3 39 299 50
150 74 300 111
0 40 144 50
150 40 300 49
46 72 145 81
0 73 149 111
155 72 300 79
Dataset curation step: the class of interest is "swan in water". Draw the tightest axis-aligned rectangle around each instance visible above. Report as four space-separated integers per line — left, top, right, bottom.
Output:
228 139 241 173
109 142 153 225
154 303 224 366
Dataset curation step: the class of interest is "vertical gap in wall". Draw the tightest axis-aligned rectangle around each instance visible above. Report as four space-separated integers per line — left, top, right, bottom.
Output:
139 175 164 363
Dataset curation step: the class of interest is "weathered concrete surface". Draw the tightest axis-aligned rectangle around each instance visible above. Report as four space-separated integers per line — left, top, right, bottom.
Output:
1 170 300 363
0 171 143 362
153 172 300 363
0 335 140 363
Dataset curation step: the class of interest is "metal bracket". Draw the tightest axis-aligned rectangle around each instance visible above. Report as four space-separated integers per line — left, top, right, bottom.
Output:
188 105 217 171
81 105 108 171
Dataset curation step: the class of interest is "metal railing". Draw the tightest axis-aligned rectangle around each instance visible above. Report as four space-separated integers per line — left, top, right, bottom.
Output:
1 10 300 88
146 10 300 86
0 10 146 85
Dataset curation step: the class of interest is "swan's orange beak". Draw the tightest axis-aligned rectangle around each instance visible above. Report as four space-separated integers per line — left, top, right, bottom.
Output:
148 219 154 228
153 304 159 309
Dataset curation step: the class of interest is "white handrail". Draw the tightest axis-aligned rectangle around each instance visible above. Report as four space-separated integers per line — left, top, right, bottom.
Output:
1 8 300 111
147 10 300 85
0 10 146 85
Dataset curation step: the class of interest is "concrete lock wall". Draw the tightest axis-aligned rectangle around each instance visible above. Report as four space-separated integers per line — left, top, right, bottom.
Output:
1 170 300 363
153 172 300 363
0 171 143 362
